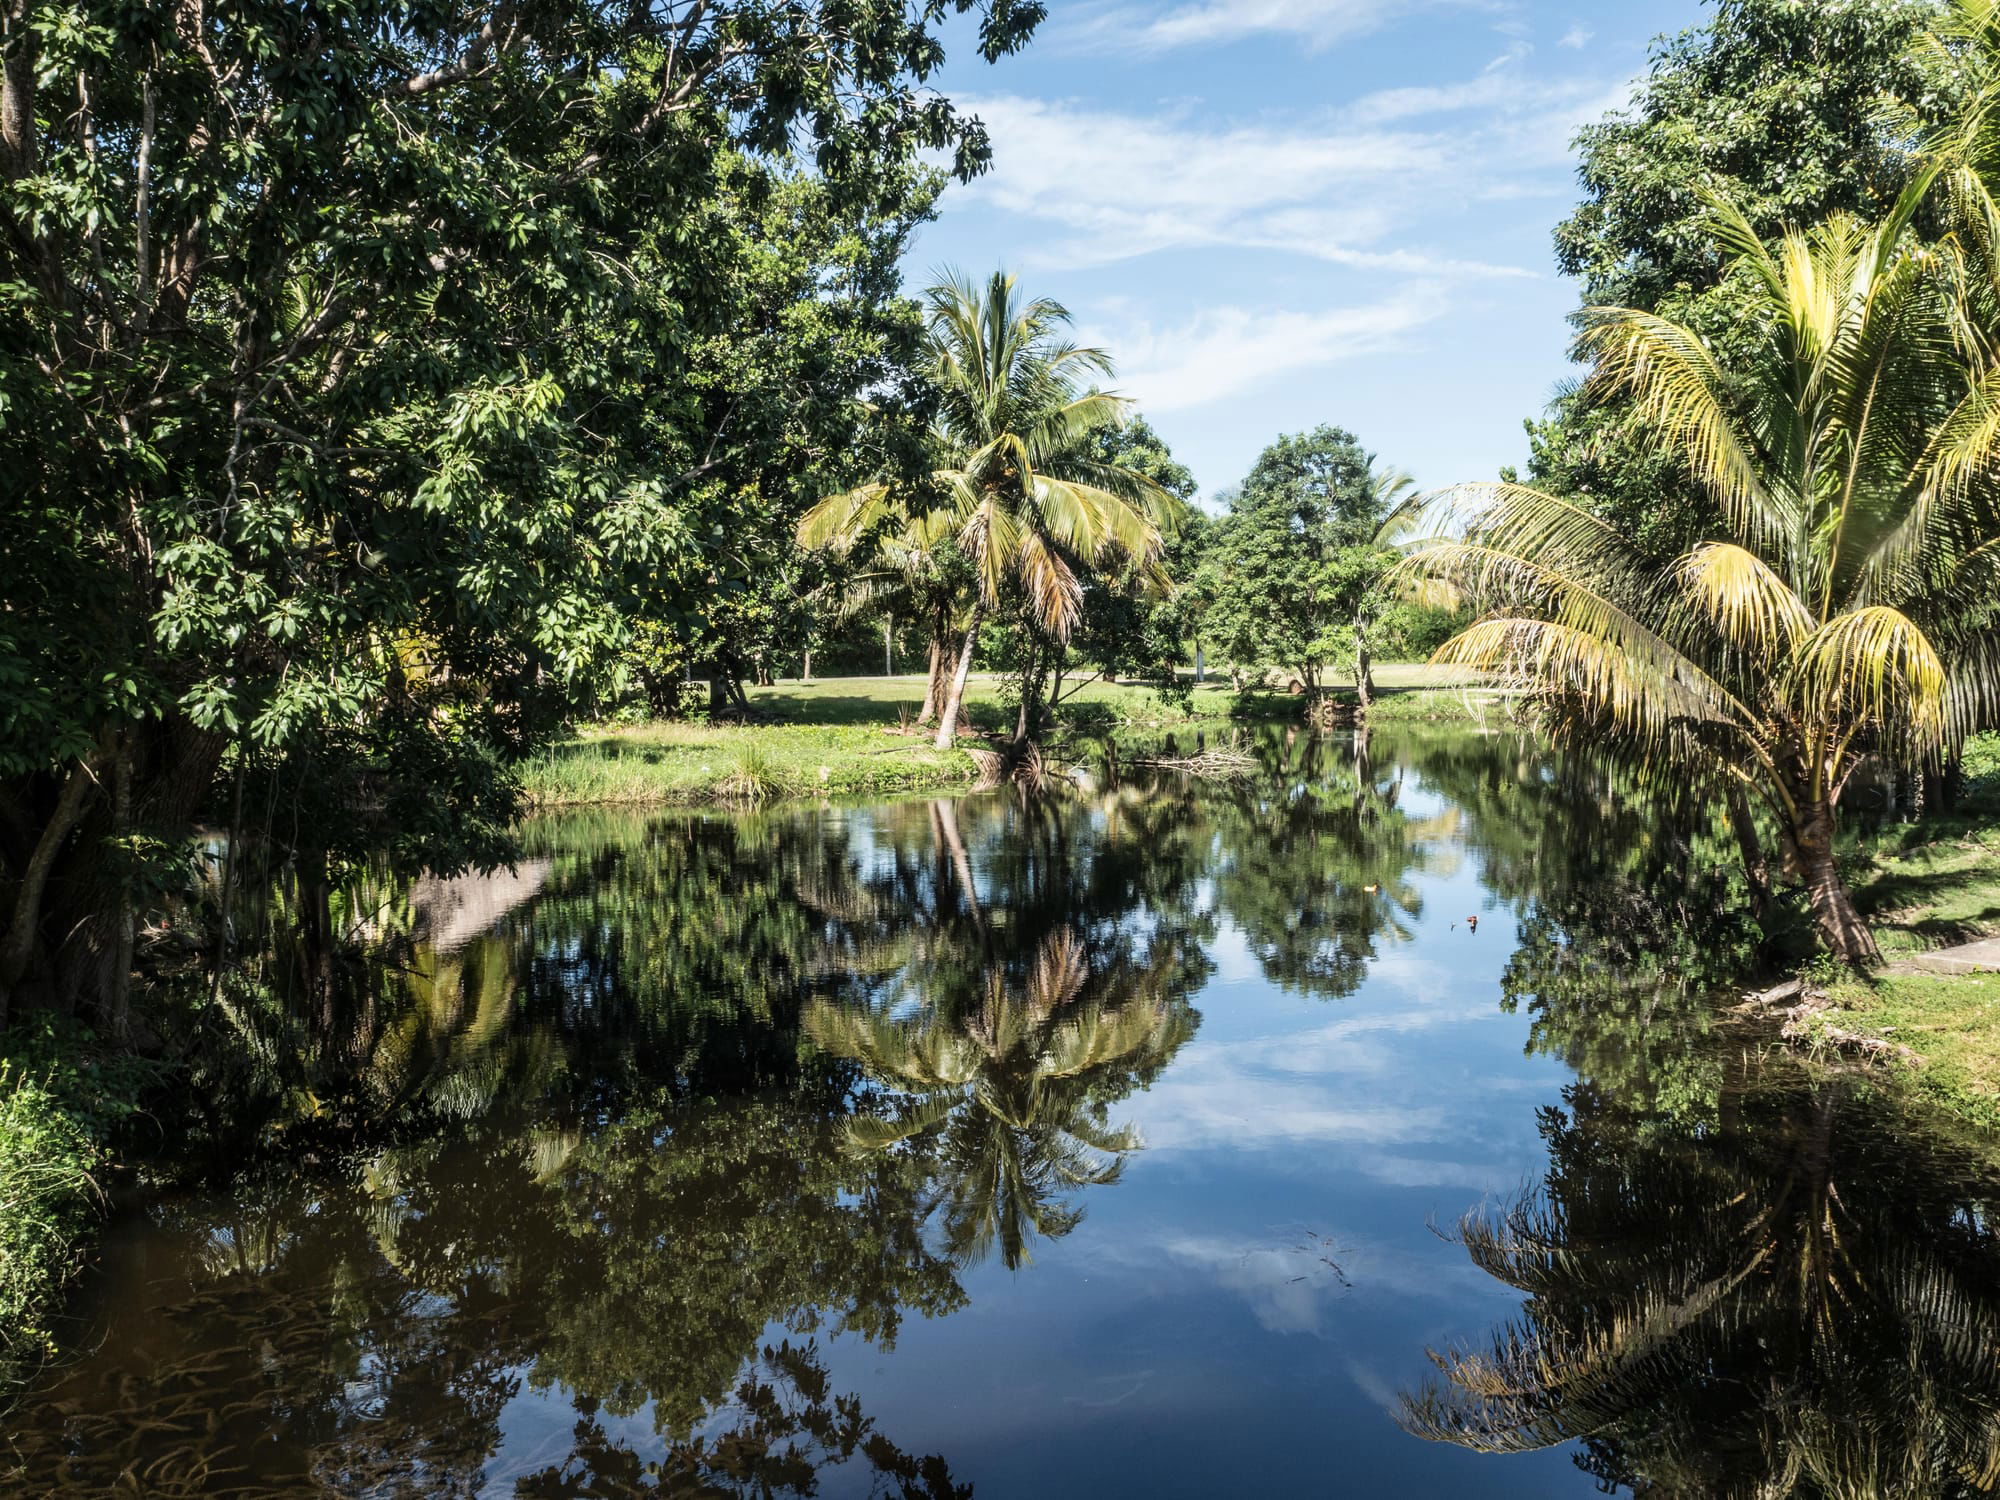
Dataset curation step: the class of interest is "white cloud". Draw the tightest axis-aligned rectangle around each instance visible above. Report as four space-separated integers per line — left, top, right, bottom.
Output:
958 94 1536 275
1088 291 1449 413
1558 24 1593 49
1343 45 1614 128
1061 0 1506 54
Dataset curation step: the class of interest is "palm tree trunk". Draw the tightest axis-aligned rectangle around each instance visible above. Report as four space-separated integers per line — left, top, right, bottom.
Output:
919 635 949 726
934 601 984 750
1793 801 1877 965
1354 612 1374 710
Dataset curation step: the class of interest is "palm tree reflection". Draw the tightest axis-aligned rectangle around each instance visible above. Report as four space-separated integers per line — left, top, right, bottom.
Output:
806 927 1196 1269
1401 1076 2000 1496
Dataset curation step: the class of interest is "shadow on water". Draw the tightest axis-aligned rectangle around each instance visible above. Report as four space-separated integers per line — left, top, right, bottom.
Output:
7 726 2000 1495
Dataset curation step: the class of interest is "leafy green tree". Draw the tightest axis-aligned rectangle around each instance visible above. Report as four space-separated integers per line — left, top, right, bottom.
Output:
801 271 1179 748
1066 417 1203 693
1522 0 1952 562
0 0 1043 1028
1202 425 1392 696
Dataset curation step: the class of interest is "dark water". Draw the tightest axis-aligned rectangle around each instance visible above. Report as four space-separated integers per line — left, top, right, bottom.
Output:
10 727 2000 1497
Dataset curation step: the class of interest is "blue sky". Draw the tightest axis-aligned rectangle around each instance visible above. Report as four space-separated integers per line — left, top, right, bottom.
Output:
909 0 1706 500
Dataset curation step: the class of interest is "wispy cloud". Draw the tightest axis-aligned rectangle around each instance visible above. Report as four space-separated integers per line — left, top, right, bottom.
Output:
1558 23 1593 49
1343 45 1616 127
1085 291 1450 412
1060 0 1508 54
958 95 1536 275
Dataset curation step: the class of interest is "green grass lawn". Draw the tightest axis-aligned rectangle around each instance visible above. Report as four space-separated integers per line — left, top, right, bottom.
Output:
1850 813 2000 961
1811 971 2000 1133
520 666 1501 808
1790 744 2000 1130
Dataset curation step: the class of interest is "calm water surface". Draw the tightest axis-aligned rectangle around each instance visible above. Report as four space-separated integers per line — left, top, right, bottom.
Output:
9 727 2000 1497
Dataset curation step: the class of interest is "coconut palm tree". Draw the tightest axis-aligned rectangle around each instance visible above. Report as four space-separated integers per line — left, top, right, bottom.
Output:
1389 187 2000 964
801 270 1179 749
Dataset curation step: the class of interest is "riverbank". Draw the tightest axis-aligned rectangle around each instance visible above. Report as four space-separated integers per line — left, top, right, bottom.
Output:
521 669 1501 807
1782 741 2000 1130
0 1022 150 1380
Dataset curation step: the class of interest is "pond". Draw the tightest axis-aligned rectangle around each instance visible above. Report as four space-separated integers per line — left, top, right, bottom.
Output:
8 726 2000 1497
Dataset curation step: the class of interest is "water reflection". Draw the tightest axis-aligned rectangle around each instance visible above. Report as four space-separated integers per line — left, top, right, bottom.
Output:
807 926 1199 1269
1403 1064 2000 1496
8 727 1998 1497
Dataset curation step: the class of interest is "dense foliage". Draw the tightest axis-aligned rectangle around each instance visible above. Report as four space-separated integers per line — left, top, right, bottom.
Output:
1521 0 1953 561
0 0 1044 1026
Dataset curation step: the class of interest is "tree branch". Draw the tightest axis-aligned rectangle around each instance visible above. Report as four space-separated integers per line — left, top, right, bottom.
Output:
393 4 519 98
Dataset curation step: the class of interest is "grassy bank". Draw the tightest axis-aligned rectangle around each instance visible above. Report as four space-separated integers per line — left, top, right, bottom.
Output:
1783 737 2000 1130
523 667 1501 808
522 720 980 806
1802 972 2000 1133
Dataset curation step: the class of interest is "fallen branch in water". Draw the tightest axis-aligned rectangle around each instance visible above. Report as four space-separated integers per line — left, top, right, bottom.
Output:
1127 749 1257 777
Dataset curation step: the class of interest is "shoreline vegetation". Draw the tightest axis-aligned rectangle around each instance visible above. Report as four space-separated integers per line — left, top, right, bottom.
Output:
1781 758 2000 1133
518 667 1509 808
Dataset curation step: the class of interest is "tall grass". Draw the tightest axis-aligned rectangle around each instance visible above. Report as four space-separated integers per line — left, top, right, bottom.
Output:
0 1062 102 1372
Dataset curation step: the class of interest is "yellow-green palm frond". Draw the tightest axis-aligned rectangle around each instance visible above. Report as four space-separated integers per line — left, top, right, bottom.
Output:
1394 482 1654 591
1431 617 1734 748
1794 606 1950 750
1022 391 1131 465
1574 306 1797 563
1677 542 1813 656
1395 537 1745 721
1035 475 1167 562
1873 362 2000 593
797 482 895 550
1946 630 2000 742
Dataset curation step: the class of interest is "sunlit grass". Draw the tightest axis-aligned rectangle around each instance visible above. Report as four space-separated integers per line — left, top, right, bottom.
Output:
521 667 1498 808
1816 972 2000 1132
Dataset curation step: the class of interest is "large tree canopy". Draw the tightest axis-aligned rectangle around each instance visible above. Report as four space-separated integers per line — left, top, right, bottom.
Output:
1200 425 1389 695
1523 0 1952 561
0 0 1043 1022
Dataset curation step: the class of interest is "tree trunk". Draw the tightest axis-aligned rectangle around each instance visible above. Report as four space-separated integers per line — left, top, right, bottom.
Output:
0 746 105 1017
1725 782 1771 919
1 4 37 183
918 636 950 726
1794 801 1878 966
1354 615 1374 711
1012 639 1041 745
933 602 984 750
801 648 812 683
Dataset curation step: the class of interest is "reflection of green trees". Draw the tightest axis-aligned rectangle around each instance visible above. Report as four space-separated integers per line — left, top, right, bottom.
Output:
1389 729 1764 1118
807 927 1199 1269
1108 724 1457 1001
6 1071 965 1495
1402 1068 2000 1497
